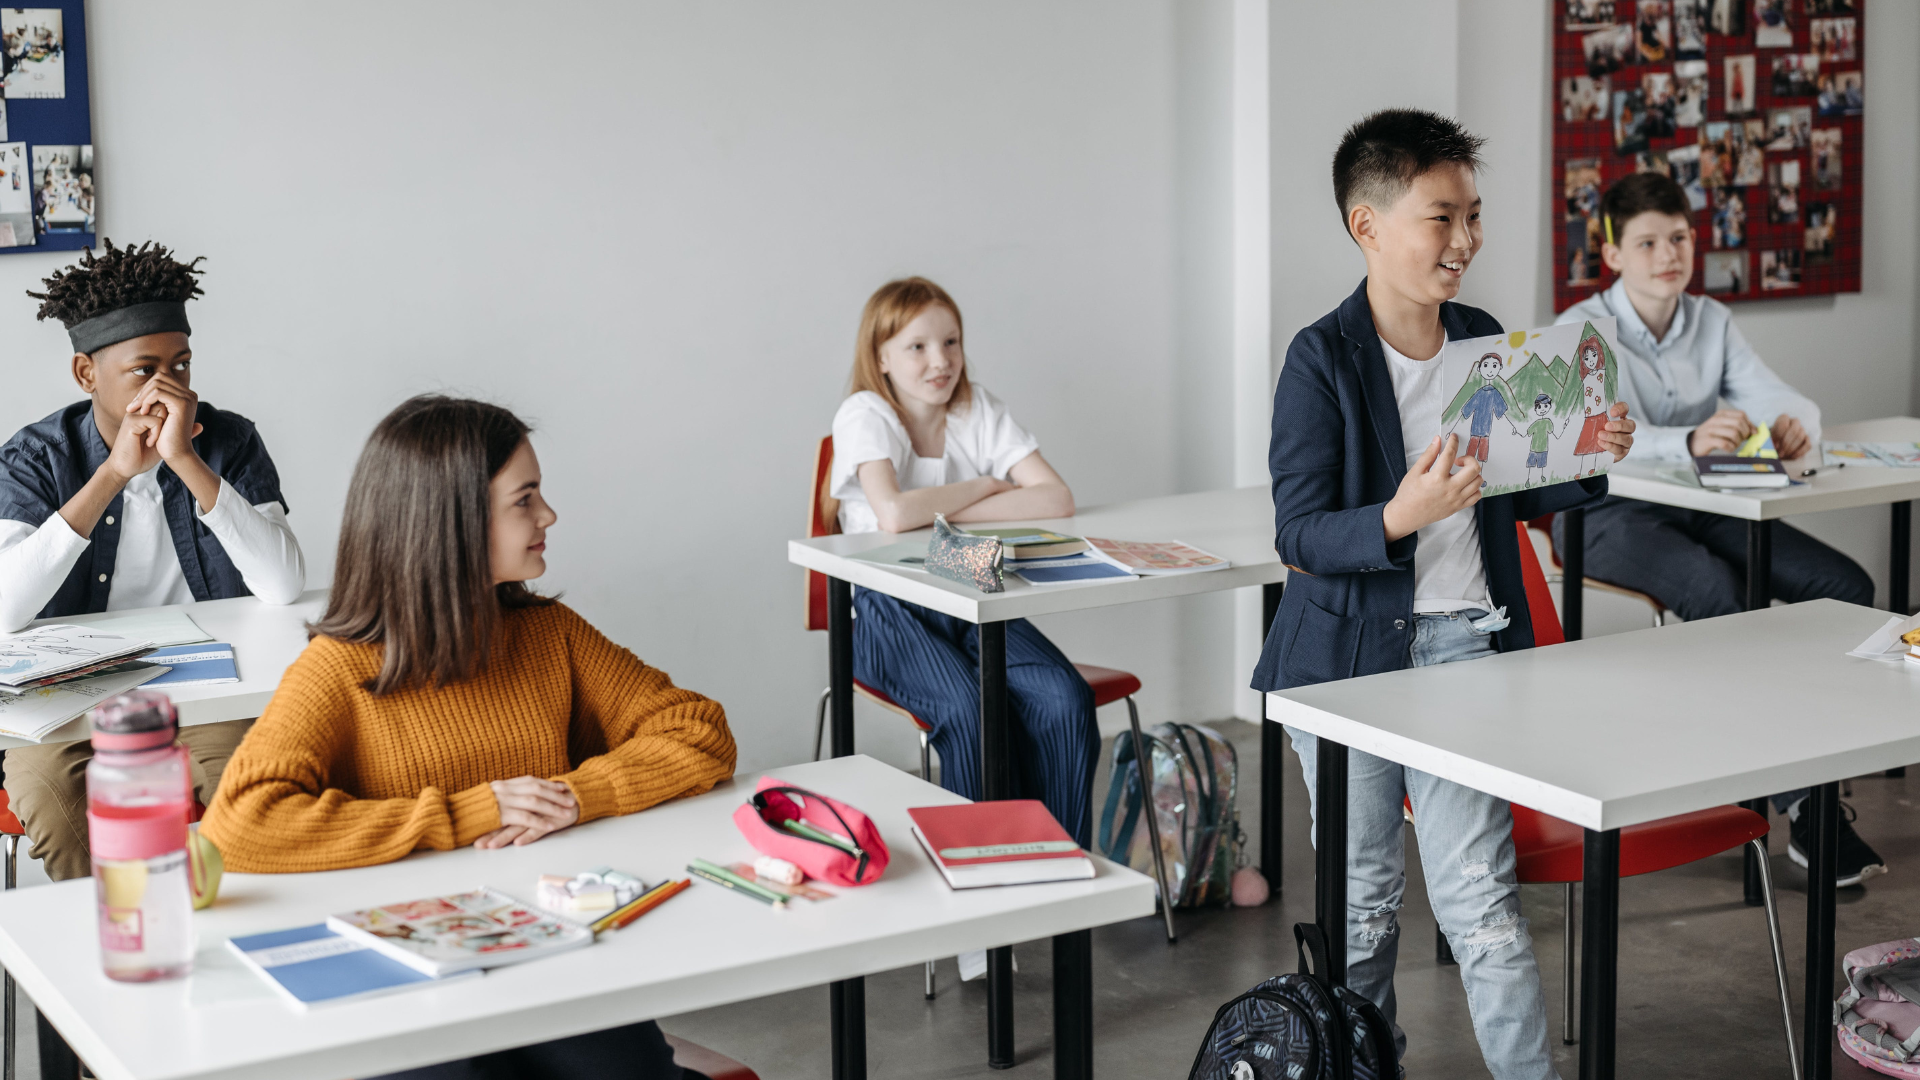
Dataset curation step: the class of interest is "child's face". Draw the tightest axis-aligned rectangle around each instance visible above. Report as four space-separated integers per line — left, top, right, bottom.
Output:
1534 399 1551 418
878 303 965 410
74 332 192 420
1601 210 1694 301
1352 162 1483 308
489 438 557 586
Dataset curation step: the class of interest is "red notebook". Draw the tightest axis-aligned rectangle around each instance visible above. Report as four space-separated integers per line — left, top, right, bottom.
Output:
908 800 1094 889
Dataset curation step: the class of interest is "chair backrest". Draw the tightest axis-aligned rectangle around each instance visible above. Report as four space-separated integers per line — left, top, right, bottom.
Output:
806 436 840 632
1526 512 1563 570
1514 521 1565 647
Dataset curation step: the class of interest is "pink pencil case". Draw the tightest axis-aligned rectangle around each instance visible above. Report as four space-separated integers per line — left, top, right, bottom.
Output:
731 777 889 887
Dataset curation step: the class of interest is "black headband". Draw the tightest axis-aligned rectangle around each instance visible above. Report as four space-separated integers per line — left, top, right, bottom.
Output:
66 301 192 355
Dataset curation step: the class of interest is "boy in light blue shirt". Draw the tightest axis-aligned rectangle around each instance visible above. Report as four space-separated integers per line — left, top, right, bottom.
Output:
1553 172 1882 888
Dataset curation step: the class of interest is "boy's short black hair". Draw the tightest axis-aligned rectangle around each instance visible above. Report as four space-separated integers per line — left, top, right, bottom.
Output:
1599 172 1692 245
1535 393 1553 408
1332 109 1486 240
27 239 204 328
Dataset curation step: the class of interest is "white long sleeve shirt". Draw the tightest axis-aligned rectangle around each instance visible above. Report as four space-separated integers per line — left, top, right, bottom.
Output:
1558 280 1820 464
0 470 305 632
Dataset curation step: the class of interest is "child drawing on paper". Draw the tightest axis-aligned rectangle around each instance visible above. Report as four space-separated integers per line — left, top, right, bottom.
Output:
1514 393 1572 485
1570 333 1613 476
1445 352 1515 471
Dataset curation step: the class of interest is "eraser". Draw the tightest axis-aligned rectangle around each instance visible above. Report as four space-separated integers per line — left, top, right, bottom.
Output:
754 856 804 886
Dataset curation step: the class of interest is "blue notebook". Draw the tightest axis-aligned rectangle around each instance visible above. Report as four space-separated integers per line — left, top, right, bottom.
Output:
1012 558 1133 586
228 924 475 1010
141 644 238 687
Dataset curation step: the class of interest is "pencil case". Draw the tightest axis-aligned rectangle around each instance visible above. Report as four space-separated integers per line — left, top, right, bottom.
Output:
925 514 1003 593
732 777 890 887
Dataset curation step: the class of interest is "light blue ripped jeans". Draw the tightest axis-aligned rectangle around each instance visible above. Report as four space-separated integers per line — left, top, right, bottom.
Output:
1288 609 1560 1080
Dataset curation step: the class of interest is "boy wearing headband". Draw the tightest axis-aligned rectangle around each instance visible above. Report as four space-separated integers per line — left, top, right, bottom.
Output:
0 240 305 883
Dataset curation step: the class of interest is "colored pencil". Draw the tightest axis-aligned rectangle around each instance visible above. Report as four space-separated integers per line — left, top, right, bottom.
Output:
688 859 788 907
590 878 687 934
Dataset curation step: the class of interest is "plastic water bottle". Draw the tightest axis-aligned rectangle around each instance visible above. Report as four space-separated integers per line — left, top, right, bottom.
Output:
86 689 193 982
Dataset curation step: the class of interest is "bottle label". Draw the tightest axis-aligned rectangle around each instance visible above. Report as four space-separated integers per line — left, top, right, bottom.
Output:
88 803 188 861
99 907 142 952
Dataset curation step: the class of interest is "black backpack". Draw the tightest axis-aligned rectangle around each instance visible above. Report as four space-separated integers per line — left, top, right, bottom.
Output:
1186 924 1399 1080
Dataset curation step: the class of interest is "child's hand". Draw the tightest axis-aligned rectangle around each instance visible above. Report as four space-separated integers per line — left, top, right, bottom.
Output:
125 372 205 466
1772 414 1811 460
101 411 165 483
1600 402 1635 462
478 776 579 849
1688 408 1752 456
1382 435 1481 542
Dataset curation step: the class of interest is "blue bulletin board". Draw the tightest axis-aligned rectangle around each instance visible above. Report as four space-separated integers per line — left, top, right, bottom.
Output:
0 1 93 253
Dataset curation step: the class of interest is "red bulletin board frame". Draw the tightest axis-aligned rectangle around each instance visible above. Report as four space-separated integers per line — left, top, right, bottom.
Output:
1551 0 1863 312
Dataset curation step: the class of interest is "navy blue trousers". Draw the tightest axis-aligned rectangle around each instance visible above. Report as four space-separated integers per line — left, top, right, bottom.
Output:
1555 496 1876 812
852 590 1099 845
367 1019 690 1080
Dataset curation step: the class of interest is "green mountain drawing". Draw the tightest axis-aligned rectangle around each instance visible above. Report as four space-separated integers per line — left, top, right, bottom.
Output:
1506 352 1584 420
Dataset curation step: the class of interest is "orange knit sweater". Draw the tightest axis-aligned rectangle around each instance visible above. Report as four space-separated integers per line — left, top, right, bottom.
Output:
201 602 736 873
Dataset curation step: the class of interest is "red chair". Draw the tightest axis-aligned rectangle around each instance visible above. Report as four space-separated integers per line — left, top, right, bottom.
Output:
803 437 1180 972
1415 525 1796 1070
663 1033 761 1080
1 791 22 1080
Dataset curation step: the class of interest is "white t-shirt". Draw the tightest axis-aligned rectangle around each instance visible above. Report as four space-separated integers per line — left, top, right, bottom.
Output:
830 385 1041 535
1379 336 1490 614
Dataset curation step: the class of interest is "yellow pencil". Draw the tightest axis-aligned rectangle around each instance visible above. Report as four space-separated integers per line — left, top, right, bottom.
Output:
591 878 687 934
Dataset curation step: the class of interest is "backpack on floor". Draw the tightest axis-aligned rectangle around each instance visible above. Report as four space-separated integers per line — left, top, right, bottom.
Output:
1187 923 1399 1080
1837 938 1920 1077
1097 722 1241 907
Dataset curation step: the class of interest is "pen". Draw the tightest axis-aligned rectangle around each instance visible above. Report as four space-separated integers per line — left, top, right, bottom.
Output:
688 859 788 908
591 878 689 934
780 818 858 852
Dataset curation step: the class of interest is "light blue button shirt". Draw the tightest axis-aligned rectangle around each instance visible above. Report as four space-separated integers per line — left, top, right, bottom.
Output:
1557 280 1819 464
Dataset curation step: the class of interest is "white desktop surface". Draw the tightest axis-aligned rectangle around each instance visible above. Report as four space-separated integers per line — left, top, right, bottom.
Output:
16 590 328 749
1606 416 1920 519
1267 600 1920 832
787 486 1285 623
0 755 1155 1080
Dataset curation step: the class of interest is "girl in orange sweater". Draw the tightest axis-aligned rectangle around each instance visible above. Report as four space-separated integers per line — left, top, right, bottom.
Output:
203 395 734 1080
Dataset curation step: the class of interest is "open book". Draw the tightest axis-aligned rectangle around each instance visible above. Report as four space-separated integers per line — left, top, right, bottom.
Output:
0 625 153 689
327 887 594 978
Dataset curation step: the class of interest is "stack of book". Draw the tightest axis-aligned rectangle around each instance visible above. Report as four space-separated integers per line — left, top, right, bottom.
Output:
0 625 166 741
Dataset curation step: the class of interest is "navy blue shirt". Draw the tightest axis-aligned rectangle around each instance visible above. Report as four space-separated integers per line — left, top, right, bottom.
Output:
1252 280 1607 692
0 400 289 620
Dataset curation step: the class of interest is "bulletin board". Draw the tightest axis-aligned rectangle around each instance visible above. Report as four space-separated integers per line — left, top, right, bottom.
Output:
1552 0 1863 312
0 1 93 254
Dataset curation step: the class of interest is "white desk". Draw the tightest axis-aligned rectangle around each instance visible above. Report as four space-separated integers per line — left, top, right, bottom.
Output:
12 591 328 750
0 755 1153 1080
790 485 1287 1066
1267 600 1914 1080
1562 417 1920 636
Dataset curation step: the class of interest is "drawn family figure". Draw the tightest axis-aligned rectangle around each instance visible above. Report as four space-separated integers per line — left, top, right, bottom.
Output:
1513 393 1573 485
1571 334 1612 476
1450 352 1512 466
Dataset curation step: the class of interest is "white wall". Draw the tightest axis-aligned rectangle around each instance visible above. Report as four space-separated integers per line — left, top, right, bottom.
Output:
0 1 1245 775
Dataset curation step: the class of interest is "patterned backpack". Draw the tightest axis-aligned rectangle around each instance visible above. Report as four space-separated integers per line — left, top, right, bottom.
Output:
1837 938 1920 1077
1097 722 1241 907
1187 924 1399 1080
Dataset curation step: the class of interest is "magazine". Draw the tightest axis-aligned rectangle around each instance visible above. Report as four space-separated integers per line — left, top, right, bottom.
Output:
0 665 165 741
327 887 594 978
0 625 153 689
1823 442 1920 468
1084 538 1231 576
228 924 478 1010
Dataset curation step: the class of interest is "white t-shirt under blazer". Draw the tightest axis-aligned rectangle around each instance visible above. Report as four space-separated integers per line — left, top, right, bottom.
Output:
830 385 1041 535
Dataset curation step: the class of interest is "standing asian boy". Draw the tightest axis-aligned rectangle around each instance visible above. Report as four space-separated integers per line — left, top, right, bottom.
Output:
1553 171 1883 887
0 241 306 884
1252 110 1635 1080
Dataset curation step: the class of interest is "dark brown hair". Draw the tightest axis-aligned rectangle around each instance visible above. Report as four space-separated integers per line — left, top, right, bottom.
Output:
1600 171 1691 246
1332 109 1486 242
312 395 552 695
28 239 205 326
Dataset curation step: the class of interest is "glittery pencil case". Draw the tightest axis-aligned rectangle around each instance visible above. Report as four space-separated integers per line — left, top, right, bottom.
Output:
925 514 1004 593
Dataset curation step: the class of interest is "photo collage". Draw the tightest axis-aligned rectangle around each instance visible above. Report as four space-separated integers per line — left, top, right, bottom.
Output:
0 5 93 252
1554 0 1862 309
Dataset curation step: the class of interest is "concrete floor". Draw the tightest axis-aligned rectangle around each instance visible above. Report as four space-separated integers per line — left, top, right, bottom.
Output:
663 720 1913 1079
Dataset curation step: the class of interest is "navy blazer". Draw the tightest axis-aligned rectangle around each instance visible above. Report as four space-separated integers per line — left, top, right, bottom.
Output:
1251 280 1606 692
0 400 288 620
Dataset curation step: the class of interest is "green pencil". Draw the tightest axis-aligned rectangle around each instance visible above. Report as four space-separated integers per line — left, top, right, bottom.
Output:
780 818 858 853
688 859 788 908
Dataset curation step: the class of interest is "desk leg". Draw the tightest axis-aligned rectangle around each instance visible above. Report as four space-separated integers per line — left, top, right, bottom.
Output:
826 578 867 1080
1579 828 1620 1080
1893 501 1912 616
1740 521 1774 905
1314 738 1348 988
979 621 1016 1070
1803 782 1840 1080
1562 509 1585 642
1053 929 1094 1080
828 578 855 758
1260 582 1285 895
831 978 866 1080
